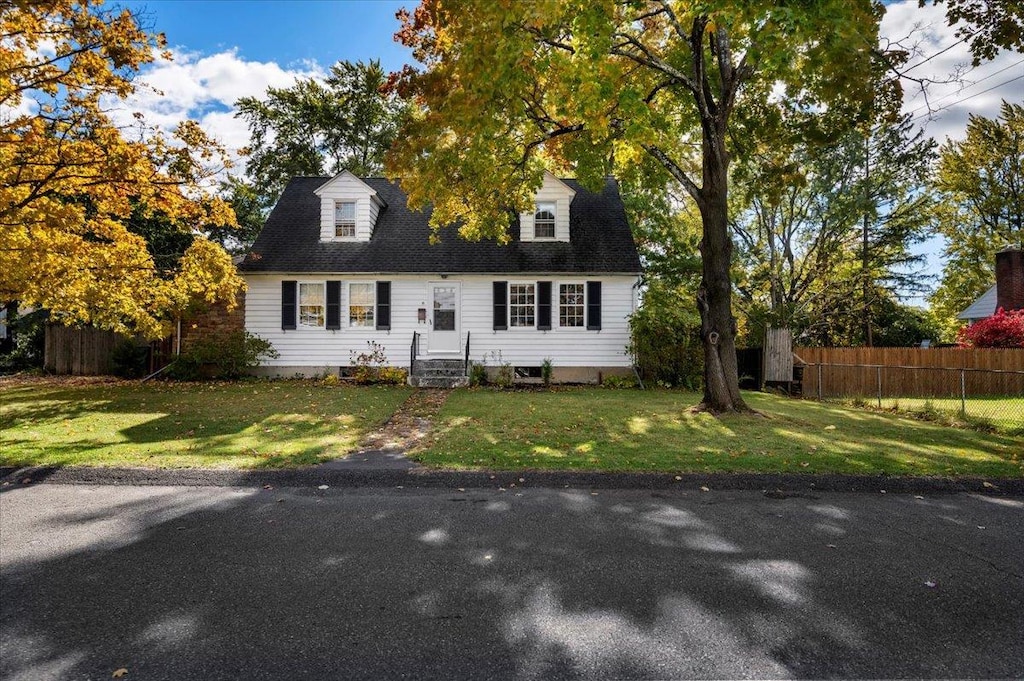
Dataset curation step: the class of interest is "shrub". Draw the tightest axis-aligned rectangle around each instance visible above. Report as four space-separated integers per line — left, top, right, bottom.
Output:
957 308 1024 348
0 308 46 375
110 340 150 378
541 357 553 387
628 281 704 389
168 330 277 380
601 374 639 389
469 362 488 386
349 341 407 385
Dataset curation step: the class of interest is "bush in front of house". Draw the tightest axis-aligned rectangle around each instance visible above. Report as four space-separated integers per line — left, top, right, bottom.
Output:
628 284 704 390
168 330 278 380
348 341 408 385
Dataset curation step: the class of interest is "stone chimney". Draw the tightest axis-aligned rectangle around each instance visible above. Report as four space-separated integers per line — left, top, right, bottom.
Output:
995 248 1024 312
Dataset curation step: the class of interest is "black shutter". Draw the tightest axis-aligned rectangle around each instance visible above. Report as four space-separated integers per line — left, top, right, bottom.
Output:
586 281 602 330
281 280 297 330
326 281 341 330
537 281 552 330
493 281 508 330
376 281 391 330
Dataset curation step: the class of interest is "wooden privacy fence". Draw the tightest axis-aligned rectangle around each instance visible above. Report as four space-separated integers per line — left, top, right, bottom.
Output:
44 324 126 375
795 347 1024 397
44 325 173 376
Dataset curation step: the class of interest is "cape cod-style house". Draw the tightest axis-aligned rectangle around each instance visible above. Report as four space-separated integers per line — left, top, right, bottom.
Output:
237 171 642 385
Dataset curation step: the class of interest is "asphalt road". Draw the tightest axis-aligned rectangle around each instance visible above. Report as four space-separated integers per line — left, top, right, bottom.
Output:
1 483 1022 680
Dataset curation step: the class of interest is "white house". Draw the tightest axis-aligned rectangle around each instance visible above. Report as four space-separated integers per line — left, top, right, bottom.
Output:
237 171 643 384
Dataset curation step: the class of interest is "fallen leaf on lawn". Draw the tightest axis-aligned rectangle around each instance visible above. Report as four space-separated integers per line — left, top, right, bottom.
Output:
924 580 937 588
112 669 128 678
700 486 710 492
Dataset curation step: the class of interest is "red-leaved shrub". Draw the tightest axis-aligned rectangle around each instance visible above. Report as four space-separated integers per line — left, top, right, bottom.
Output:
957 308 1024 348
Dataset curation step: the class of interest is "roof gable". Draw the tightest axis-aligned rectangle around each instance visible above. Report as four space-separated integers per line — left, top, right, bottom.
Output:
313 170 384 205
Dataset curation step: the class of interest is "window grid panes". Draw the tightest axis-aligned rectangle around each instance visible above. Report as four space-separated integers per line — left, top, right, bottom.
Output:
349 283 374 327
559 283 585 327
335 201 356 238
534 202 555 238
299 283 325 328
510 284 536 327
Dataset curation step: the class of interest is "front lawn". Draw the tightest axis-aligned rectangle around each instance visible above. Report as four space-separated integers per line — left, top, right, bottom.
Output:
0 379 410 469
416 389 1024 478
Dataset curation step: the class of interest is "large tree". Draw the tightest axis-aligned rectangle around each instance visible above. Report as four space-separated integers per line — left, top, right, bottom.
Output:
930 101 1024 338
236 59 407 207
388 0 893 412
732 114 935 346
0 0 243 338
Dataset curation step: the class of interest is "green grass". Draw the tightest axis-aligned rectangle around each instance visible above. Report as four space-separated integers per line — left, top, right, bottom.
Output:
855 396 1024 435
416 388 1024 478
0 380 410 469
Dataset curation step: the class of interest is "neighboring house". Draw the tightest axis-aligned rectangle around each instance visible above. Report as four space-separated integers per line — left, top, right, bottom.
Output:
958 248 1024 325
237 171 642 384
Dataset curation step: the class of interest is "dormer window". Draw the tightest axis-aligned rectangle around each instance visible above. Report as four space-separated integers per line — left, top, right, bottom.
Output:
534 202 556 239
335 201 356 238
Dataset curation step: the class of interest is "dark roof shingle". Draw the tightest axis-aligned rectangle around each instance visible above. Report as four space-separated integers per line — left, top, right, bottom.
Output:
239 176 642 274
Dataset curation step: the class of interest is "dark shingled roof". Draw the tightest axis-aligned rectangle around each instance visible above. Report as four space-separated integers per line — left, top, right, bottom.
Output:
238 176 642 274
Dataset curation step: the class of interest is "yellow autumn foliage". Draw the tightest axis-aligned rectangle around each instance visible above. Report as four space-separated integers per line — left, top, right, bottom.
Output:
0 0 244 339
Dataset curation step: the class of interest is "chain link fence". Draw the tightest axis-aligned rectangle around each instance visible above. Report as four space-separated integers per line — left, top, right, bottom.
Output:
805 362 1024 435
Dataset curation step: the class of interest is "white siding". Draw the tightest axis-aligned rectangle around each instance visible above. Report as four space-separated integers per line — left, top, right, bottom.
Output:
244 274 639 369
314 172 383 241
519 172 574 242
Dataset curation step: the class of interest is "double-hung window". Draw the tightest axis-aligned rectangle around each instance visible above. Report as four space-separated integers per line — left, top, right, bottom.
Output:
349 282 375 327
299 282 326 328
335 201 356 238
509 283 536 327
534 202 556 239
559 283 585 327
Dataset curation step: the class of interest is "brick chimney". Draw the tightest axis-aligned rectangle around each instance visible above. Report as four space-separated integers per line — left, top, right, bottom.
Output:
995 248 1024 312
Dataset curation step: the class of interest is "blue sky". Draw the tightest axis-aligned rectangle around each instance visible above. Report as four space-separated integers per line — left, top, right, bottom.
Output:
124 0 412 71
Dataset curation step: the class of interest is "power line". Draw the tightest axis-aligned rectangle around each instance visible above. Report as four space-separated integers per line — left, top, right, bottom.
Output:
909 73 1024 124
904 57 1024 118
900 27 981 74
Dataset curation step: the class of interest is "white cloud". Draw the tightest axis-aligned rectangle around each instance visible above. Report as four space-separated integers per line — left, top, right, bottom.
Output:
103 46 325 168
881 1 1023 144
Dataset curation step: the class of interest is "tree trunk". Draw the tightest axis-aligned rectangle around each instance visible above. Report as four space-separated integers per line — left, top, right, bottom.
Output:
697 127 749 413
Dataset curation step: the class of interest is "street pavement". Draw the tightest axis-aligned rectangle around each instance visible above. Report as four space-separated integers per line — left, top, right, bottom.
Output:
1 483 1022 680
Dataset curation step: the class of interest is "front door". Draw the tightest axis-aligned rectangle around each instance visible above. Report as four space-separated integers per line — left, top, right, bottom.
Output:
428 281 460 353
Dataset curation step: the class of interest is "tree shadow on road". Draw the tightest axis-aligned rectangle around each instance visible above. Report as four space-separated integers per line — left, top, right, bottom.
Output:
1 485 1022 680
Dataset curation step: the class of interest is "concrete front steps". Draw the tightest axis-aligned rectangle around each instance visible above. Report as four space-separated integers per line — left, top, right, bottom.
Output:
409 358 469 388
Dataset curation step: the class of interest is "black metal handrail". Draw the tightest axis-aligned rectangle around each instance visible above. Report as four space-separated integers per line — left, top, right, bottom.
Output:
464 330 471 376
410 331 419 376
